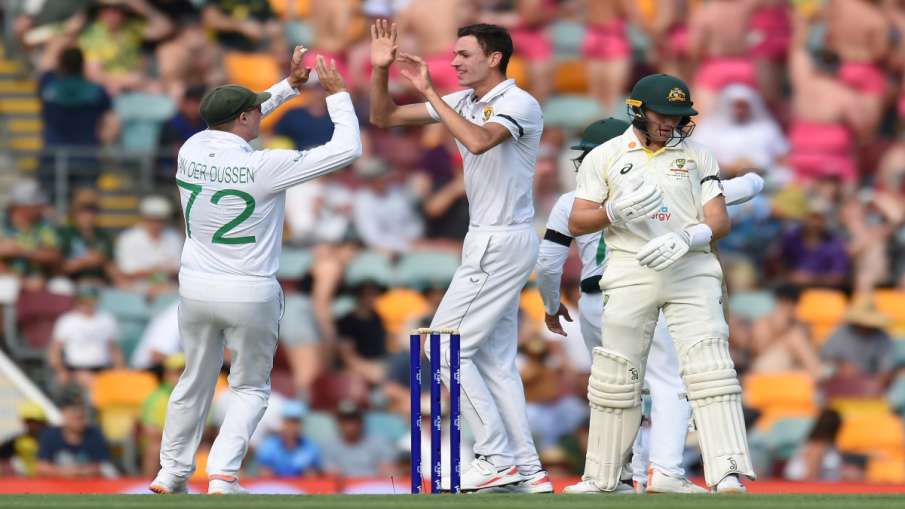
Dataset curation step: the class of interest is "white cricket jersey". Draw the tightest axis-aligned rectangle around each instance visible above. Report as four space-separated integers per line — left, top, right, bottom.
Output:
426 79 543 227
575 127 723 255
176 82 362 302
535 191 606 315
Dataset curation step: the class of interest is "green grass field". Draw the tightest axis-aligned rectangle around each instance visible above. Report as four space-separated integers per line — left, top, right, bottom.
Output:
2 494 904 509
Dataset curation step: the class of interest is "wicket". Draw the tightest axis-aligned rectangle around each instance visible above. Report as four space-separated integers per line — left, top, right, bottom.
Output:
409 328 461 494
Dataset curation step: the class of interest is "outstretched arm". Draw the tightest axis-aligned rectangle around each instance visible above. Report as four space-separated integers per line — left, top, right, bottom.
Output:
369 20 436 128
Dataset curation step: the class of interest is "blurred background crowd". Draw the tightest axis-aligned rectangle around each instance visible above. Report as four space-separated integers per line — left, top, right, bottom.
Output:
1 0 905 488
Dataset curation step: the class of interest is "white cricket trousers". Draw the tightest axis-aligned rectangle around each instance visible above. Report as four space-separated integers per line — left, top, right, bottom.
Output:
427 223 541 473
159 292 281 479
578 291 691 479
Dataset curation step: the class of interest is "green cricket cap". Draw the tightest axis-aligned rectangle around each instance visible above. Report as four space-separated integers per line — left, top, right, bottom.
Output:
570 117 631 151
626 74 698 117
200 84 271 127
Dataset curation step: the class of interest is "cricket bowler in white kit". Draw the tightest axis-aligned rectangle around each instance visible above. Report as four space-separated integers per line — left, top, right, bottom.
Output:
149 50 362 495
568 74 755 494
537 119 764 495
369 20 549 492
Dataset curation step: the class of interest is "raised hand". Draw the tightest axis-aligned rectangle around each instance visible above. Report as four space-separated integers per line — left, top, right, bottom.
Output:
288 45 311 89
314 55 347 95
397 52 434 96
370 18 398 70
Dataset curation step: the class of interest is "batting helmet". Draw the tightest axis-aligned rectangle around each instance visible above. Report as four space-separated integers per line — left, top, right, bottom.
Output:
626 74 697 146
570 117 630 170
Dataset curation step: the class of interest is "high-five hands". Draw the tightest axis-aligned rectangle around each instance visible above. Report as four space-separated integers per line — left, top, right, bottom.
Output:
544 303 573 337
397 53 435 96
313 55 347 95
370 19 398 70
288 45 311 89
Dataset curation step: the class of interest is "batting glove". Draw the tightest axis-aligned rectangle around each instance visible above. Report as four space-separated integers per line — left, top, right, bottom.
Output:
636 224 713 271
605 179 663 225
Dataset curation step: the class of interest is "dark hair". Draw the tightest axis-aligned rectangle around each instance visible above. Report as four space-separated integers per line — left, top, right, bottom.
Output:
58 47 84 76
774 284 802 304
807 408 842 443
457 23 513 74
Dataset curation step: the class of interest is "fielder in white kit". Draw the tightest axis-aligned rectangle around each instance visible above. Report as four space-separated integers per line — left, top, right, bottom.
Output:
568 74 756 494
369 20 549 492
149 50 361 495
537 119 764 494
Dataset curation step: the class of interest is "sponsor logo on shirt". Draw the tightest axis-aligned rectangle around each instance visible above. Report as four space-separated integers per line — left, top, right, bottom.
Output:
650 205 671 222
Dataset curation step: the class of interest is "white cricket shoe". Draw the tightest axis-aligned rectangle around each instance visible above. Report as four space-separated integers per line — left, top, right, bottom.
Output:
149 471 187 494
712 474 747 494
646 468 707 494
208 475 248 495
508 470 554 493
563 479 634 494
461 456 522 492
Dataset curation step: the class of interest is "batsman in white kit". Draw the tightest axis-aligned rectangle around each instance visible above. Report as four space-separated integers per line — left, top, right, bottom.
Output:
149 49 362 495
369 20 550 492
568 74 756 494
537 118 764 494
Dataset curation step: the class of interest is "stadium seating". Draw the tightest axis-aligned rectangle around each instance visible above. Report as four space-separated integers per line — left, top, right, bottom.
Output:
149 292 179 317
762 416 815 461
837 411 904 456
224 52 281 95
91 370 159 474
743 371 818 430
542 95 604 130
553 60 588 94
549 20 585 57
729 290 777 321
113 92 176 151
345 251 393 287
795 289 848 344
12 289 74 359
872 289 905 336
374 289 428 339
98 288 149 361
889 377 905 416
866 451 905 484
393 251 459 289
364 411 407 444
278 248 314 280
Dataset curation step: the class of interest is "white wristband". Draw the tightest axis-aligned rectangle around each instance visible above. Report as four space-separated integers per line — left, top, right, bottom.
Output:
683 223 713 249
605 201 618 225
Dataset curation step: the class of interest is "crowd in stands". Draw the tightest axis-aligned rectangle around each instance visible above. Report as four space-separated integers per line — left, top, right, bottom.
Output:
2 0 905 486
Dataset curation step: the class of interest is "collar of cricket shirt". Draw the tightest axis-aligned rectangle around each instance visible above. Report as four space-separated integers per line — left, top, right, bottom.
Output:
204 129 254 152
622 126 684 157
470 79 516 105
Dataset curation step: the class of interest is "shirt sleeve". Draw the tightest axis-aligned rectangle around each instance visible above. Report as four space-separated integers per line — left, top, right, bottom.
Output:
261 79 300 118
698 148 724 204
486 94 543 140
535 195 573 315
574 147 609 204
260 92 362 192
425 90 471 121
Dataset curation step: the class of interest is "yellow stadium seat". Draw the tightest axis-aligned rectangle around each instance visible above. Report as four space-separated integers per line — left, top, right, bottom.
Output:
837 413 905 455
507 56 529 89
92 370 159 441
375 289 429 342
270 0 310 18
796 289 847 344
867 451 905 484
553 59 589 94
520 288 546 325
830 398 892 417
873 289 905 336
743 372 817 430
224 52 281 94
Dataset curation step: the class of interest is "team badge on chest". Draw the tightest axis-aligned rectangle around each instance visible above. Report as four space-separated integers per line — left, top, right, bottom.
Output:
483 106 493 121
667 158 694 181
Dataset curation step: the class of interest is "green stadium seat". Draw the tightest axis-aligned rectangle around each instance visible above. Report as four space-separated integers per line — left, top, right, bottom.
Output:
549 20 585 57
305 411 339 446
730 291 776 321
543 95 604 130
345 251 393 287
394 251 459 289
277 248 314 280
331 295 355 318
365 411 407 444
888 377 905 416
764 417 814 460
149 292 179 317
99 289 148 320
113 92 176 151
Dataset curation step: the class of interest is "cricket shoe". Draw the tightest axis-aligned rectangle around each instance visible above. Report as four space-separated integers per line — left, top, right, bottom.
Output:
149 471 188 494
646 468 707 494
711 474 747 494
633 479 647 494
461 456 522 492
563 479 635 494
485 470 554 493
208 475 248 495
